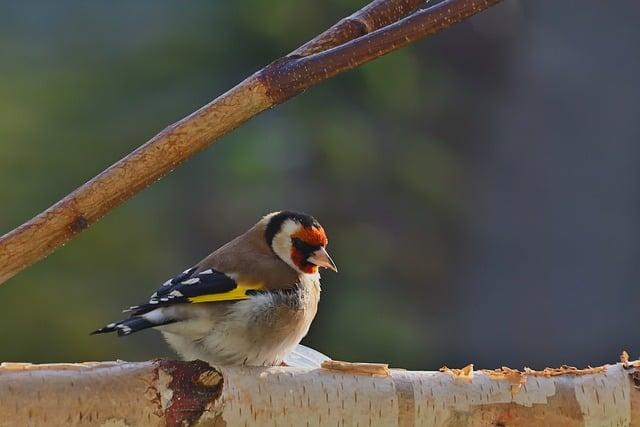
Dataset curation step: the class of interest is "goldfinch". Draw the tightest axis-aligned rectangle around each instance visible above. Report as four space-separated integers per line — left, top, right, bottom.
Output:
93 211 337 367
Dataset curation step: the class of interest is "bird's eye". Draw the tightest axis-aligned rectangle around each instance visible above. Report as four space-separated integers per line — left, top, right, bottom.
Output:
291 237 318 254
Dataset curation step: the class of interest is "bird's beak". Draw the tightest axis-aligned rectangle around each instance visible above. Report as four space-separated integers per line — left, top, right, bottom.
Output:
308 247 338 272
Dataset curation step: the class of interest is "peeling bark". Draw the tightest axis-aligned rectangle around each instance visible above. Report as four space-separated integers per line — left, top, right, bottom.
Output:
1 359 639 426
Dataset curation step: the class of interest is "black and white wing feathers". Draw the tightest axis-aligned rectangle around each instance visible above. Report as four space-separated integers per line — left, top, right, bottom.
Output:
125 267 239 315
92 266 265 336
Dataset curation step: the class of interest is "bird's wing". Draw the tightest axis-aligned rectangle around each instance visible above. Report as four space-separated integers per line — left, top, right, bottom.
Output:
125 266 265 315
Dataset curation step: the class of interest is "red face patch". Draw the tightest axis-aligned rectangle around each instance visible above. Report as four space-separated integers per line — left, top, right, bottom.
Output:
290 249 317 274
292 226 328 247
290 226 328 273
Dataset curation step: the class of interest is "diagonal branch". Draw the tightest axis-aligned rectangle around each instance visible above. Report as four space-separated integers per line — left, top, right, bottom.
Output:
291 0 427 57
0 0 502 285
265 0 501 103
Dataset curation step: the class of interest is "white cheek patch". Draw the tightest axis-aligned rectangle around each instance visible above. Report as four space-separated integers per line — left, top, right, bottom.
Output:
272 219 301 271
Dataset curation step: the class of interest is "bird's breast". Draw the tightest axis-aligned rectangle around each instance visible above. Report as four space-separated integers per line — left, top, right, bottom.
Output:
164 275 322 366
219 275 321 364
245 274 321 327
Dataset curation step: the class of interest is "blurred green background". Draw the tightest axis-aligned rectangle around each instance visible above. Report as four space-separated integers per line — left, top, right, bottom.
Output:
1 1 639 370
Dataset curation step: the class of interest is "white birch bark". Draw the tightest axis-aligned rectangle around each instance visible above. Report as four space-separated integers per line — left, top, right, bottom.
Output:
1 359 638 426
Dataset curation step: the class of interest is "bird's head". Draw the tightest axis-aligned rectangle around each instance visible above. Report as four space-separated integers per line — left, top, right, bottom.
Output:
264 211 337 275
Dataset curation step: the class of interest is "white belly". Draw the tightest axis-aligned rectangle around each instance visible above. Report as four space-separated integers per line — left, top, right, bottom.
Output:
160 275 321 366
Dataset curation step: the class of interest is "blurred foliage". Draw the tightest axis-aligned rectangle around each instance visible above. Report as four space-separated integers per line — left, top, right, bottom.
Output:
0 1 483 369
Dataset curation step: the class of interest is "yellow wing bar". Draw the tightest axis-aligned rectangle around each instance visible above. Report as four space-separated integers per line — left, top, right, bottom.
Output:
188 282 265 303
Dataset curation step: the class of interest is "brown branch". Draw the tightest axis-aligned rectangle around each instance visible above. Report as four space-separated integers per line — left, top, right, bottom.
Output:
292 0 427 57
265 0 502 103
0 0 502 285
1 359 639 426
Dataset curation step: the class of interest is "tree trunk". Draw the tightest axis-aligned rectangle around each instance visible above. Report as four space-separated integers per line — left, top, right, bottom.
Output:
1 359 638 426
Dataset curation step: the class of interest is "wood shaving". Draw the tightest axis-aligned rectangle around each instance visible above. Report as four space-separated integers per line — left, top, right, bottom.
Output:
321 360 390 377
621 350 630 364
0 361 113 371
476 363 610 395
524 365 607 377
482 367 526 394
439 364 474 381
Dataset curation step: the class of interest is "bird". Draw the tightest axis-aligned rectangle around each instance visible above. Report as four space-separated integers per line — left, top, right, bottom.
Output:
92 211 337 367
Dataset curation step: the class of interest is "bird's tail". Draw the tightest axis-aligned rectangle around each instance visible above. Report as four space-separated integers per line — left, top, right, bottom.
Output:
91 312 174 336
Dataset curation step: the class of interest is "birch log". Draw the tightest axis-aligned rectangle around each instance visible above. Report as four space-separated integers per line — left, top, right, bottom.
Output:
1 359 639 426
